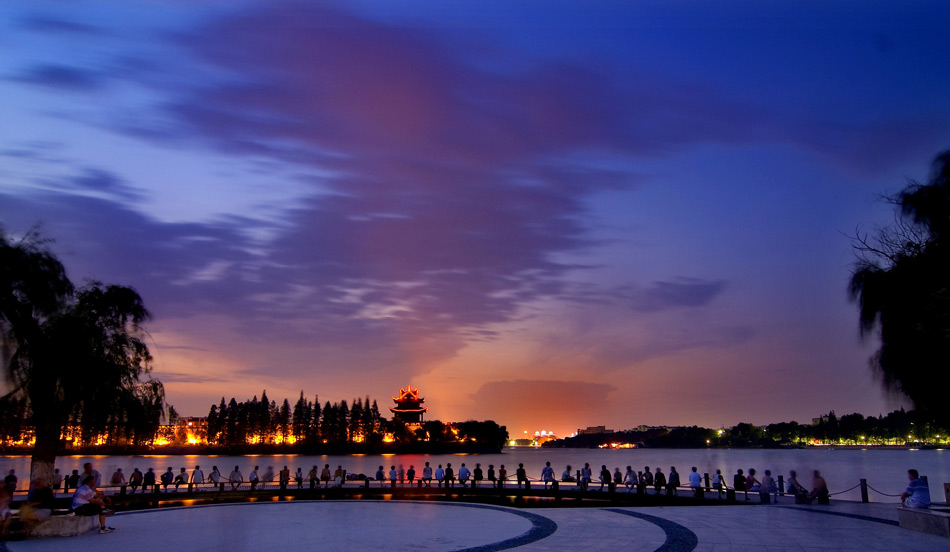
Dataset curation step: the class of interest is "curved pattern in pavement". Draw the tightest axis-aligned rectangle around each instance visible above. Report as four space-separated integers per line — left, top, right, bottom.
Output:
605 508 699 552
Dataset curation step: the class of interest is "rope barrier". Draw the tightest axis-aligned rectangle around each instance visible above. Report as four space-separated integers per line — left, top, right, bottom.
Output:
865 483 902 497
827 483 862 496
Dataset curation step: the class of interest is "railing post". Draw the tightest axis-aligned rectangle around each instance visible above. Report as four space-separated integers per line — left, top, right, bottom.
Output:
860 478 868 503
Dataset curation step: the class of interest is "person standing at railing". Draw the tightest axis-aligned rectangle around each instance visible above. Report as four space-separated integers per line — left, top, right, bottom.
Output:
229 466 243 491
541 462 555 489
901 469 931 509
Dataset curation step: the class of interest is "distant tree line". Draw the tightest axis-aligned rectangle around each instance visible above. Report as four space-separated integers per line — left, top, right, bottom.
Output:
544 408 948 449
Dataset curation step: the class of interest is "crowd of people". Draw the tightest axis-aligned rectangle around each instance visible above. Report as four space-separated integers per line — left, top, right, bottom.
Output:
0 460 934 536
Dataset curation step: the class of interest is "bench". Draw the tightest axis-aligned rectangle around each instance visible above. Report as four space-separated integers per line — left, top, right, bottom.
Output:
897 507 950 538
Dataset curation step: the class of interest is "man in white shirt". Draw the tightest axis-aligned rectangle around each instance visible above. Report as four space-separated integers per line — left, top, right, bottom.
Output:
72 476 113 533
458 464 471 488
689 467 703 497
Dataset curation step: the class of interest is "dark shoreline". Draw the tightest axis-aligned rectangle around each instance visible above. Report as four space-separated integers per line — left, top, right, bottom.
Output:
0 441 505 456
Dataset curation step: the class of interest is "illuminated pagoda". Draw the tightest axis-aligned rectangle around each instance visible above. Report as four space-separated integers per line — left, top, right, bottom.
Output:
390 385 428 424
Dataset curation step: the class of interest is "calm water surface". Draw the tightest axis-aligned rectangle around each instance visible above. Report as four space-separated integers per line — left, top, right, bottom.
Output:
3 447 947 503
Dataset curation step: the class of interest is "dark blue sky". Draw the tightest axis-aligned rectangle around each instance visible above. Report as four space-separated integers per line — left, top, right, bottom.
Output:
2 0 949 436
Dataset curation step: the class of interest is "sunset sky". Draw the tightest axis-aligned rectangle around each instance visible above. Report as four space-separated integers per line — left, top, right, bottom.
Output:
2 1 949 438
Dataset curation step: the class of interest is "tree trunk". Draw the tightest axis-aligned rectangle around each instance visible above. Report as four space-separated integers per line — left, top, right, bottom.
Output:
30 422 61 489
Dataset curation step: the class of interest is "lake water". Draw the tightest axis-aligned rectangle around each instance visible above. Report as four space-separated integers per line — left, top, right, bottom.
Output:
3 447 947 503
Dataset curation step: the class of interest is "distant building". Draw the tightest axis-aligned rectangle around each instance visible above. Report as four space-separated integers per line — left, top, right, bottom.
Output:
390 385 428 424
577 425 614 435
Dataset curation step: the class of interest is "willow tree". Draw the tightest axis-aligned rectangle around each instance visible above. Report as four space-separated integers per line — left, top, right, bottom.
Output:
850 151 950 422
1 229 164 485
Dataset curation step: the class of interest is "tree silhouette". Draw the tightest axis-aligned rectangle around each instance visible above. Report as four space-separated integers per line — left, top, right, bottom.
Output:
1 228 164 484
850 150 950 422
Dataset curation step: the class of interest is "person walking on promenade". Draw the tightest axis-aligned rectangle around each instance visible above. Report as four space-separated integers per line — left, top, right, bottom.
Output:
580 463 592 491
308 466 319 489
279 466 290 490
389 466 397 488
759 470 776 504
422 462 433 487
901 469 931 509
435 464 445 488
407 465 416 487
653 467 666 495
807 470 829 504
249 466 260 490
228 466 242 491
473 464 483 488
445 463 455 488
733 469 747 500
143 468 156 493
458 464 471 488
623 466 636 492
667 466 680 496
599 465 611 491
129 468 143 494
320 465 331 487
541 462 555 489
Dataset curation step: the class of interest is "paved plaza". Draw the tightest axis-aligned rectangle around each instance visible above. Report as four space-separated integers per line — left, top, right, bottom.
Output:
3 499 947 552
